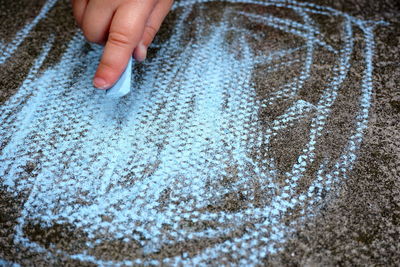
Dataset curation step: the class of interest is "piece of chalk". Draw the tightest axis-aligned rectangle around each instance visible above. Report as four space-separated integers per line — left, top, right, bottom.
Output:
106 57 132 98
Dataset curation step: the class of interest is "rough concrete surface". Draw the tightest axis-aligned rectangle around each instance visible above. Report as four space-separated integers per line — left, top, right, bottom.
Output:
0 0 399 266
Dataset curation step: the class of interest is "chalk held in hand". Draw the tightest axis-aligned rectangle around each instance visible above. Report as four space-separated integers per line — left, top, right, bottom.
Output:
105 57 133 98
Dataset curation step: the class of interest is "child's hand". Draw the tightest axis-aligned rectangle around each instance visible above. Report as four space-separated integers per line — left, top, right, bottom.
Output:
71 0 173 89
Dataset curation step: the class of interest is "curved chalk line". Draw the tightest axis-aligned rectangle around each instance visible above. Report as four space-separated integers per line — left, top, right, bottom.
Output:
0 0 383 266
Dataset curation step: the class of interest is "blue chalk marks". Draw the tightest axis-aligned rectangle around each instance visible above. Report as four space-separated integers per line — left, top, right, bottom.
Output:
0 259 21 267
0 0 383 265
0 0 58 64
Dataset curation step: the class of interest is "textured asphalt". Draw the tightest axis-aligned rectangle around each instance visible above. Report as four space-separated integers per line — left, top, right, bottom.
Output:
0 0 399 266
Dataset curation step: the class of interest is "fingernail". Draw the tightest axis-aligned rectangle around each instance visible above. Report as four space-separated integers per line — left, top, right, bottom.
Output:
93 77 109 89
136 43 147 62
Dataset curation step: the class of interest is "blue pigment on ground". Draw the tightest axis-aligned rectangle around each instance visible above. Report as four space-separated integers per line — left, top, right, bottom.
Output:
0 0 384 265
0 0 57 64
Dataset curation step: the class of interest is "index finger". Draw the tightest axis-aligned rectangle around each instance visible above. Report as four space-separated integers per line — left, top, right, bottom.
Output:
93 0 156 89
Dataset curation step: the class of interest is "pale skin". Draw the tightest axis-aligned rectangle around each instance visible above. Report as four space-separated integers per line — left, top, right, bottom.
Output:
71 0 174 89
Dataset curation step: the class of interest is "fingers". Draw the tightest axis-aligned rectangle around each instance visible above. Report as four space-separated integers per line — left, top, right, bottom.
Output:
71 0 88 27
94 0 157 89
81 0 117 44
133 0 174 62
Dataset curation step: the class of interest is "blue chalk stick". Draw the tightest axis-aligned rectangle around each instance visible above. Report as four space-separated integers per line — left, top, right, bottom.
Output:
106 57 132 98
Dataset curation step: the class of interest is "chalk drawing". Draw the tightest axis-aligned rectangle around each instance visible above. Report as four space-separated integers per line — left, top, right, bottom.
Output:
0 0 385 265
0 0 58 64
0 259 21 267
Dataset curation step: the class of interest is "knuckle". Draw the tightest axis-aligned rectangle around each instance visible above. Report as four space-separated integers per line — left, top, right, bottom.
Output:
98 60 115 73
145 24 158 37
142 25 158 46
108 31 132 48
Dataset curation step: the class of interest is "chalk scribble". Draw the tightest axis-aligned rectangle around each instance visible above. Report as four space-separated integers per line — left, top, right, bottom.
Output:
0 0 384 265
0 259 20 267
0 0 57 64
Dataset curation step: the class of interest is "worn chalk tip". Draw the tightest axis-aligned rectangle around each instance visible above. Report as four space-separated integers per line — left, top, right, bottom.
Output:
105 57 133 98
